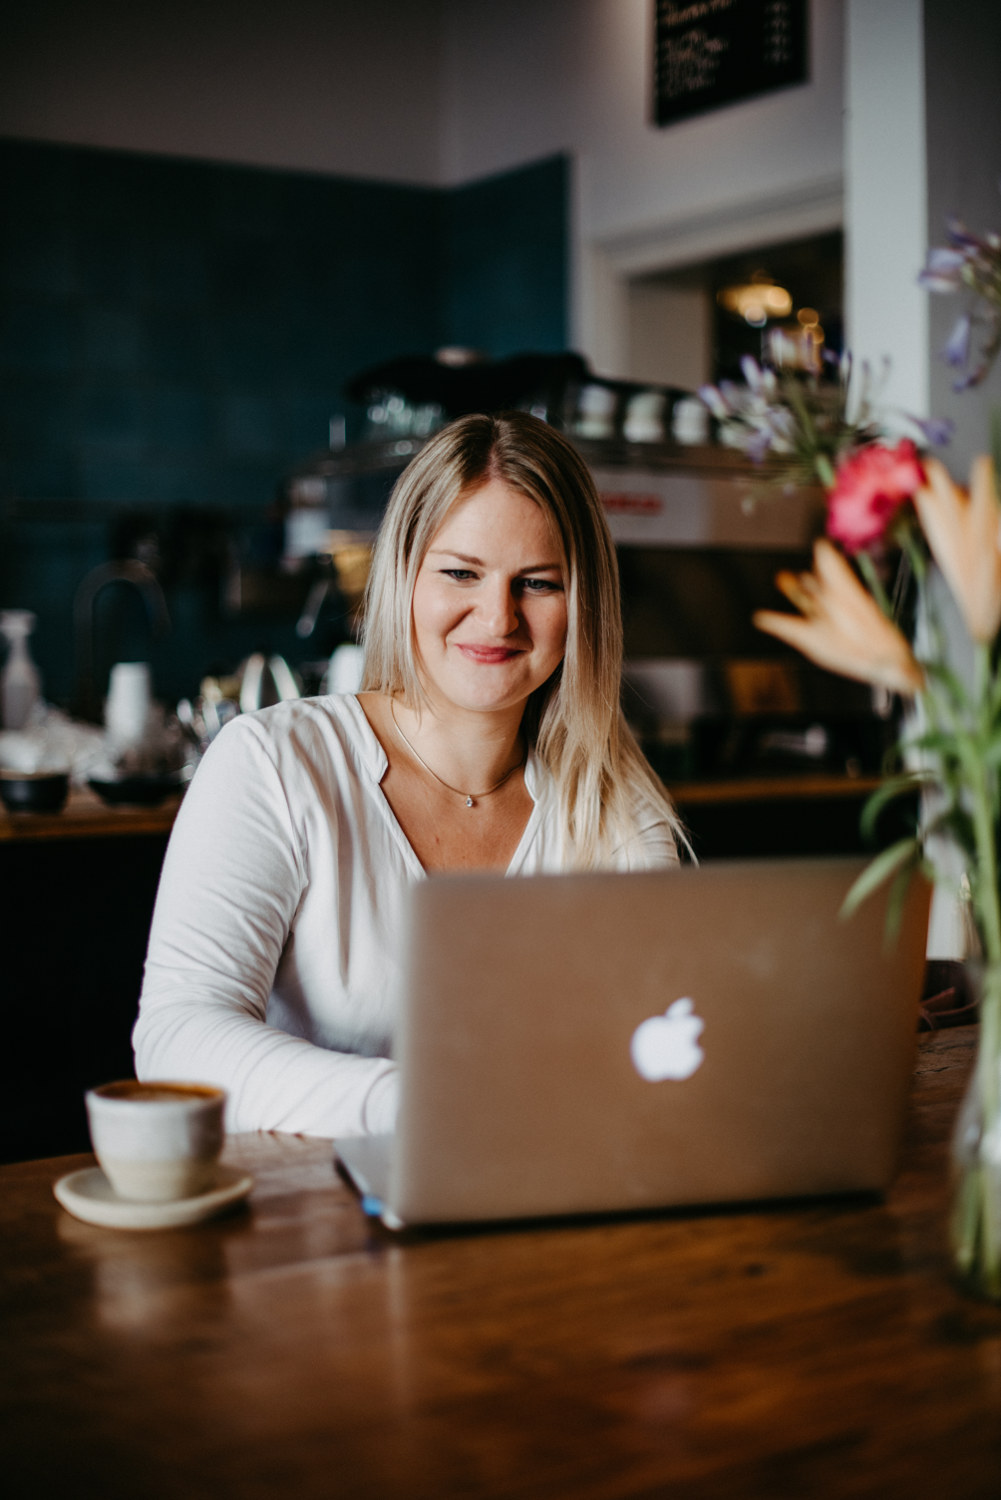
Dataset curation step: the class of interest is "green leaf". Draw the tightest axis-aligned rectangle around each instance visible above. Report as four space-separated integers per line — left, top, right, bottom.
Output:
925 659 975 714
884 857 921 942
859 775 923 844
989 664 1001 719
905 729 964 764
840 837 922 920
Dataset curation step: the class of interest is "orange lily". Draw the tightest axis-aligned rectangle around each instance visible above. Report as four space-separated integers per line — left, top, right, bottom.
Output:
754 538 925 696
913 455 1001 643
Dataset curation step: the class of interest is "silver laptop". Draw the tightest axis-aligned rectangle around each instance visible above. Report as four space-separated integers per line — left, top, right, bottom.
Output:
335 856 930 1229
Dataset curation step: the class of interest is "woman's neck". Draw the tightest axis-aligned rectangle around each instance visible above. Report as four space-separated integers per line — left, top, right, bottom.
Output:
388 694 526 794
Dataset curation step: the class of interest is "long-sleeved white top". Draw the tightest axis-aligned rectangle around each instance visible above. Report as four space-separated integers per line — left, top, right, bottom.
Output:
134 694 677 1137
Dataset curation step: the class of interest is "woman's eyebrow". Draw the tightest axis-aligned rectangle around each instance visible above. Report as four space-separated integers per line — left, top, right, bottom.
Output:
427 548 484 565
427 548 562 572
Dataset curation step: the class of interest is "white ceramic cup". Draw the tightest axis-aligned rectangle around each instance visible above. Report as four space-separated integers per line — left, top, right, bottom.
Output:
104 661 152 748
672 397 710 446
85 1080 226 1202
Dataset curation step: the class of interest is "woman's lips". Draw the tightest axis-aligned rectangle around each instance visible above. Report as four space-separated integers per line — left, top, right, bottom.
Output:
455 643 522 664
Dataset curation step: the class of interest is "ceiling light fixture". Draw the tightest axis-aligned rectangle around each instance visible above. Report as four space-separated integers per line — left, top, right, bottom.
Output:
717 281 793 327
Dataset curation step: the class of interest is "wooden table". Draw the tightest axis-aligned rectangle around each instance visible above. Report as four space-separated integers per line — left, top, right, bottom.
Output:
2 1027 999 1498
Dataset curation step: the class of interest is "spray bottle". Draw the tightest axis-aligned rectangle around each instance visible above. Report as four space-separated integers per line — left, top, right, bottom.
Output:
1 610 41 730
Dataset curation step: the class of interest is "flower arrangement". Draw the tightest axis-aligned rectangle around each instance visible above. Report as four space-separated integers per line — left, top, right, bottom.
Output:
919 212 1001 390
699 214 1001 1299
699 352 884 488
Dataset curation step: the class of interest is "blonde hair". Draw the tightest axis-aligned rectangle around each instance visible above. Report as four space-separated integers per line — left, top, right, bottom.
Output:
361 412 684 867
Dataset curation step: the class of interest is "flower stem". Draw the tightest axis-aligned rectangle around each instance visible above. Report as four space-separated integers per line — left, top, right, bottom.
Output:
969 644 1001 971
815 453 836 490
956 641 1001 1297
857 550 892 619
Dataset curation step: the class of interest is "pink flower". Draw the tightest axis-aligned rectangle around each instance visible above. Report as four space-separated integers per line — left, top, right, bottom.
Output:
826 440 925 553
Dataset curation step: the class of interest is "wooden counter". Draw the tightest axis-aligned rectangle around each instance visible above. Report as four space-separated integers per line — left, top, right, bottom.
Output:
0 784 183 842
672 770 883 805
0 772 881 840
2 1027 998 1499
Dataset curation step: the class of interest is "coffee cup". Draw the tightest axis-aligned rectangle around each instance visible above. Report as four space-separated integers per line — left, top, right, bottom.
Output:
85 1080 226 1202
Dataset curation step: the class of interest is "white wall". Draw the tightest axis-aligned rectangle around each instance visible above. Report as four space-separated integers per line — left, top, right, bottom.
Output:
442 0 843 227
442 0 846 370
844 0 929 426
0 0 444 185
1 0 848 373
626 278 712 390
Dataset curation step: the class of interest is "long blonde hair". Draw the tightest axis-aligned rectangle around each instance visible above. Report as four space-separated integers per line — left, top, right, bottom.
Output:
361 412 684 866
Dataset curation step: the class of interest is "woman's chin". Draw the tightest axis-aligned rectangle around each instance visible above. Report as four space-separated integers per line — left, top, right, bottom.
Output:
422 675 535 718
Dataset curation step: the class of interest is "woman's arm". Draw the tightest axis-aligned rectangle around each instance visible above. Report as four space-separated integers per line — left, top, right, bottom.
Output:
133 717 398 1137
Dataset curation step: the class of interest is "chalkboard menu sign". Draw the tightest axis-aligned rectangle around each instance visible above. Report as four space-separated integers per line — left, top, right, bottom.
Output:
654 0 808 127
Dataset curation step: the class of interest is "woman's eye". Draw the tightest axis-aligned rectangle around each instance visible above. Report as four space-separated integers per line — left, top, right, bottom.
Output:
442 568 476 581
520 577 563 594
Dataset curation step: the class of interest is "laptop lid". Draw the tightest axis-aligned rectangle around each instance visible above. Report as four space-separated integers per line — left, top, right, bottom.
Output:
338 856 930 1228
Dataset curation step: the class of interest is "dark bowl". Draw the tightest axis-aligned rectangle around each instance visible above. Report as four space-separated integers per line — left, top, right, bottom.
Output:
88 774 183 807
0 770 70 814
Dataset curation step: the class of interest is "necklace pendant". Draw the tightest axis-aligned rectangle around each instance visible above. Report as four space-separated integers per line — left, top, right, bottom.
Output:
465 795 474 808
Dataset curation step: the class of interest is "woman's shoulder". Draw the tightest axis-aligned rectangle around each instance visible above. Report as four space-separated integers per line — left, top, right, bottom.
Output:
208 694 386 786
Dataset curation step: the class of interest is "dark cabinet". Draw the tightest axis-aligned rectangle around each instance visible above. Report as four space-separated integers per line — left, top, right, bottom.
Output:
2 833 169 1162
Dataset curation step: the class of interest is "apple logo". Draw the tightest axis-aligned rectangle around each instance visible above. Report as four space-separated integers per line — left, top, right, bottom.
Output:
630 997 705 1082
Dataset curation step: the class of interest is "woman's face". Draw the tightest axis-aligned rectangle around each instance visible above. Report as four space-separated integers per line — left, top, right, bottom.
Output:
410 476 569 718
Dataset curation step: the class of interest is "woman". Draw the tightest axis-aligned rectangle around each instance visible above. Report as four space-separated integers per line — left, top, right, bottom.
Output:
134 413 683 1137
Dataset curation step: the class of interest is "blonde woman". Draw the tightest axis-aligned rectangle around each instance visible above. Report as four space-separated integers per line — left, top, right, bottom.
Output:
134 414 682 1137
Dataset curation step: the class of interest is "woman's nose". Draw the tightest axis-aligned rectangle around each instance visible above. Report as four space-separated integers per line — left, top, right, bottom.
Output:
476 579 519 635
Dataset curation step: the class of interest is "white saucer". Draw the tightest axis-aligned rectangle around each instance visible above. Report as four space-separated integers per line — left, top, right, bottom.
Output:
53 1164 254 1230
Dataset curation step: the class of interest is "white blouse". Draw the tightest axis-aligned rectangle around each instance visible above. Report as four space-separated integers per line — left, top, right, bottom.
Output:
134 694 677 1137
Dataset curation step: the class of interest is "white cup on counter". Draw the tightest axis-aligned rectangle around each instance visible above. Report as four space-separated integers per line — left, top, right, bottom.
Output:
672 397 710 446
104 661 152 749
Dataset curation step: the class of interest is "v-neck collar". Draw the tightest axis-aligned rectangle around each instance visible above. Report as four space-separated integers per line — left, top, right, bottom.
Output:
339 693 544 877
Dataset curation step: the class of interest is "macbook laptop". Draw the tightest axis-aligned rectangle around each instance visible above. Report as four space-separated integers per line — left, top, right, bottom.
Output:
335 856 931 1229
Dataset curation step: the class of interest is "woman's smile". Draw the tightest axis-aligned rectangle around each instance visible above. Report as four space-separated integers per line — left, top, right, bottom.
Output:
455 643 523 663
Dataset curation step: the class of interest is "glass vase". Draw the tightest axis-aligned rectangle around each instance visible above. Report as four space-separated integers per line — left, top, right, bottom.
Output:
949 961 1001 1300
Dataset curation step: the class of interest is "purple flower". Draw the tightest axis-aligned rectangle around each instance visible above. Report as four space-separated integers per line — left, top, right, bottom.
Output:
919 248 967 291
943 314 972 368
698 384 729 420
745 428 774 463
944 216 982 250
927 248 968 273
922 210 1001 387
952 363 989 393
909 416 954 448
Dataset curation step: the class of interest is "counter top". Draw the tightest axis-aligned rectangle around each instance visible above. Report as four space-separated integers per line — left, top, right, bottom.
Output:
0 784 183 842
671 770 883 805
4 1027 1000 1498
0 772 880 844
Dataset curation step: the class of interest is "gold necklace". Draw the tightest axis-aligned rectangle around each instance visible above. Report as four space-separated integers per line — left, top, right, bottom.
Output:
389 699 524 808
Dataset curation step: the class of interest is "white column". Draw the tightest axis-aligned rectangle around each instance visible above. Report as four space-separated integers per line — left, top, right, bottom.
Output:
845 0 929 427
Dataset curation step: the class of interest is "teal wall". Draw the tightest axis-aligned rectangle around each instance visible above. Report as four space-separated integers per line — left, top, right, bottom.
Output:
0 141 569 706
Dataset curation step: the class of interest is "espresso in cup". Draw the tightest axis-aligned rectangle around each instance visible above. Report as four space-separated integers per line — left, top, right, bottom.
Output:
85 1080 226 1202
